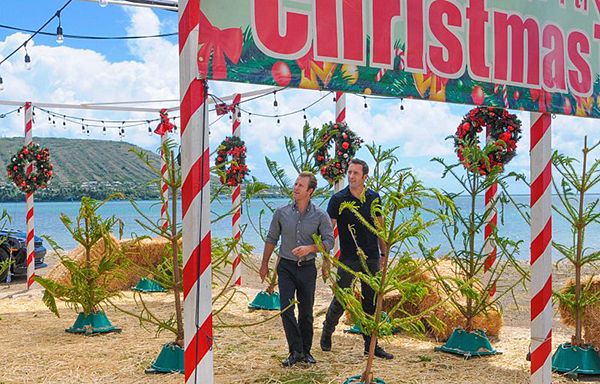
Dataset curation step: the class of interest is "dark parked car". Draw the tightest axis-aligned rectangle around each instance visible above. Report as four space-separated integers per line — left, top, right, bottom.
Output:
0 229 47 281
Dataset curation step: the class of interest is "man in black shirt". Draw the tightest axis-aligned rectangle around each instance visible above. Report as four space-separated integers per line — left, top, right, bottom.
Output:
261 172 334 367
320 158 394 360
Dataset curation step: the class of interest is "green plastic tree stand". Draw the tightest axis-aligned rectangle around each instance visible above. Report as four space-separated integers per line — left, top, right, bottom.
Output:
343 375 385 384
345 312 397 336
145 342 184 374
435 328 500 358
248 291 280 310
552 343 600 376
133 277 167 293
65 311 121 335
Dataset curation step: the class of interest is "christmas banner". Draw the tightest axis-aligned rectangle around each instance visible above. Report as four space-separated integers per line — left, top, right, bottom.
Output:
199 0 600 118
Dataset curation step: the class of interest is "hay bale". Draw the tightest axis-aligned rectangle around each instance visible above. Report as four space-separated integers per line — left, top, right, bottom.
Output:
381 261 503 342
558 277 600 348
46 236 172 292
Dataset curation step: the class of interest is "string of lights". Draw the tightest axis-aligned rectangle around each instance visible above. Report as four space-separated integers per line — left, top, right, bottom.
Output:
0 24 178 40
0 0 74 88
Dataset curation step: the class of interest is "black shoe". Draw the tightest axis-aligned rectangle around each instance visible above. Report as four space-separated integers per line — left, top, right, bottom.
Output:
304 353 317 364
282 351 304 367
364 346 394 360
320 333 332 352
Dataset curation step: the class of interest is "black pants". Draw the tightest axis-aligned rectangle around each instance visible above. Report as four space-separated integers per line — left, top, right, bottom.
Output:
323 258 380 349
277 258 317 355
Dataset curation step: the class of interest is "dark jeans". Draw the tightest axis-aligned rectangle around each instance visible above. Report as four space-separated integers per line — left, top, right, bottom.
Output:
277 258 317 355
323 258 380 349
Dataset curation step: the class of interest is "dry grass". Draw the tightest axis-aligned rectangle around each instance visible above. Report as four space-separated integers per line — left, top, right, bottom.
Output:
0 254 576 384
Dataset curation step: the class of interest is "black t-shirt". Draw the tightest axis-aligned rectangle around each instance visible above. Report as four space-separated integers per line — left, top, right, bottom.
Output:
327 186 381 262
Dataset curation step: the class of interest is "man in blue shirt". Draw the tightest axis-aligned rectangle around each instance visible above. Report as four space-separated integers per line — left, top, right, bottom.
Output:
320 158 394 360
261 171 334 367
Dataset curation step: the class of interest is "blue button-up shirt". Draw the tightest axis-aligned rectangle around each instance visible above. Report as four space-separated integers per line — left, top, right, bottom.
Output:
266 201 334 262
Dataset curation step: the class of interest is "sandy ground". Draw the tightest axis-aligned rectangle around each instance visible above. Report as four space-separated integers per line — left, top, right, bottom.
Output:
0 252 593 384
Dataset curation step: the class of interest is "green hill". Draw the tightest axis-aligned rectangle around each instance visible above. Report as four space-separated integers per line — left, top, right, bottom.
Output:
0 137 162 201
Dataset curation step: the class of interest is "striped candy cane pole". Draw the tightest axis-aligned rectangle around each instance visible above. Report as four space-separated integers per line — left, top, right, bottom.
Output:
530 112 553 384
483 182 497 298
483 126 498 298
160 132 169 232
375 48 404 82
24 102 35 289
502 85 509 109
332 92 346 259
180 1 213 383
231 93 242 286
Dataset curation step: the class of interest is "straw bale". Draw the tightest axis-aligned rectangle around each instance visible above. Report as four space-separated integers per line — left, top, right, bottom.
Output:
558 277 600 348
46 236 173 292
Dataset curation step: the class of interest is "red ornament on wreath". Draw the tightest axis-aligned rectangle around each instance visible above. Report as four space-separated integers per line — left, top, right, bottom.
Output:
454 107 522 175
6 143 53 193
214 136 249 187
314 122 363 184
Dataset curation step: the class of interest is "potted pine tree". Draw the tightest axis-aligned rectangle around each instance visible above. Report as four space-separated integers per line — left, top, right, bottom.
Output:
552 137 600 377
35 195 124 335
318 144 452 384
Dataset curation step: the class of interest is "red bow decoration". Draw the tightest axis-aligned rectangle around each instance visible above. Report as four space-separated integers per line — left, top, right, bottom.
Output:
197 13 243 80
530 89 553 113
154 109 175 136
215 102 237 116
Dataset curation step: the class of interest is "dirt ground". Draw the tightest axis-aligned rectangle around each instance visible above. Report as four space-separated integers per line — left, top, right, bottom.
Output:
0 253 591 384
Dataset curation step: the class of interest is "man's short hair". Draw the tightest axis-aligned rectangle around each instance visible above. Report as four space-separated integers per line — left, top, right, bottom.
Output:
299 171 318 192
350 158 369 176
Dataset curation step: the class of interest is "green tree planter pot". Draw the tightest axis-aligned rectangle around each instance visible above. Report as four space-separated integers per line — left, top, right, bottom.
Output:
248 291 280 310
343 375 385 384
552 343 600 376
435 328 500 358
132 277 167 293
65 311 121 335
345 312 397 335
146 342 184 374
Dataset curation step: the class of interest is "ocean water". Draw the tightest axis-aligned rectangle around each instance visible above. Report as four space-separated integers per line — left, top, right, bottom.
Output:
1 195 599 260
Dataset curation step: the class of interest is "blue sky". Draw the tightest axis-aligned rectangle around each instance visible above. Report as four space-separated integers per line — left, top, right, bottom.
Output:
1 1 600 195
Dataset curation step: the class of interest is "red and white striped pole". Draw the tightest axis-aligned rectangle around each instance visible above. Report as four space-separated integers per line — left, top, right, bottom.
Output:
483 126 498 298
529 112 553 384
160 132 169 232
179 1 213 382
332 92 346 259
231 93 242 286
24 102 36 289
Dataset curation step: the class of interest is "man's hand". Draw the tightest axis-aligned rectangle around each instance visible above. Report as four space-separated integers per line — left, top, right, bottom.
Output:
291 245 313 258
259 263 269 283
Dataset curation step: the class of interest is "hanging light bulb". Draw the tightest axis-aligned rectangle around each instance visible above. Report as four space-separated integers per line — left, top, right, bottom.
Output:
63 116 67 128
24 53 31 70
99 0 109 7
276 115 280 126
56 12 64 44
273 92 278 112
363 96 368 109
0 75 4 91
303 109 307 121
47 115 51 122
248 113 252 125
102 126 107 135
86 128 90 135
17 107 21 117
400 97 404 111
333 95 336 102
81 124 85 132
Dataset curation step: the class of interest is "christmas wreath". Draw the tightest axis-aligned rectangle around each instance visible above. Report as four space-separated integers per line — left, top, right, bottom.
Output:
6 143 53 193
215 136 248 186
454 107 522 175
314 122 363 184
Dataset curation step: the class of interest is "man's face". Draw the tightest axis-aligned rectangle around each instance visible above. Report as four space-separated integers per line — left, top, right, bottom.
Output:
347 163 367 189
293 176 313 201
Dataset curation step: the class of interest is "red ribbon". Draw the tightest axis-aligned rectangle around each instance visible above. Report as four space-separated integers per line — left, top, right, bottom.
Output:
197 13 243 80
530 89 553 113
154 109 174 136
